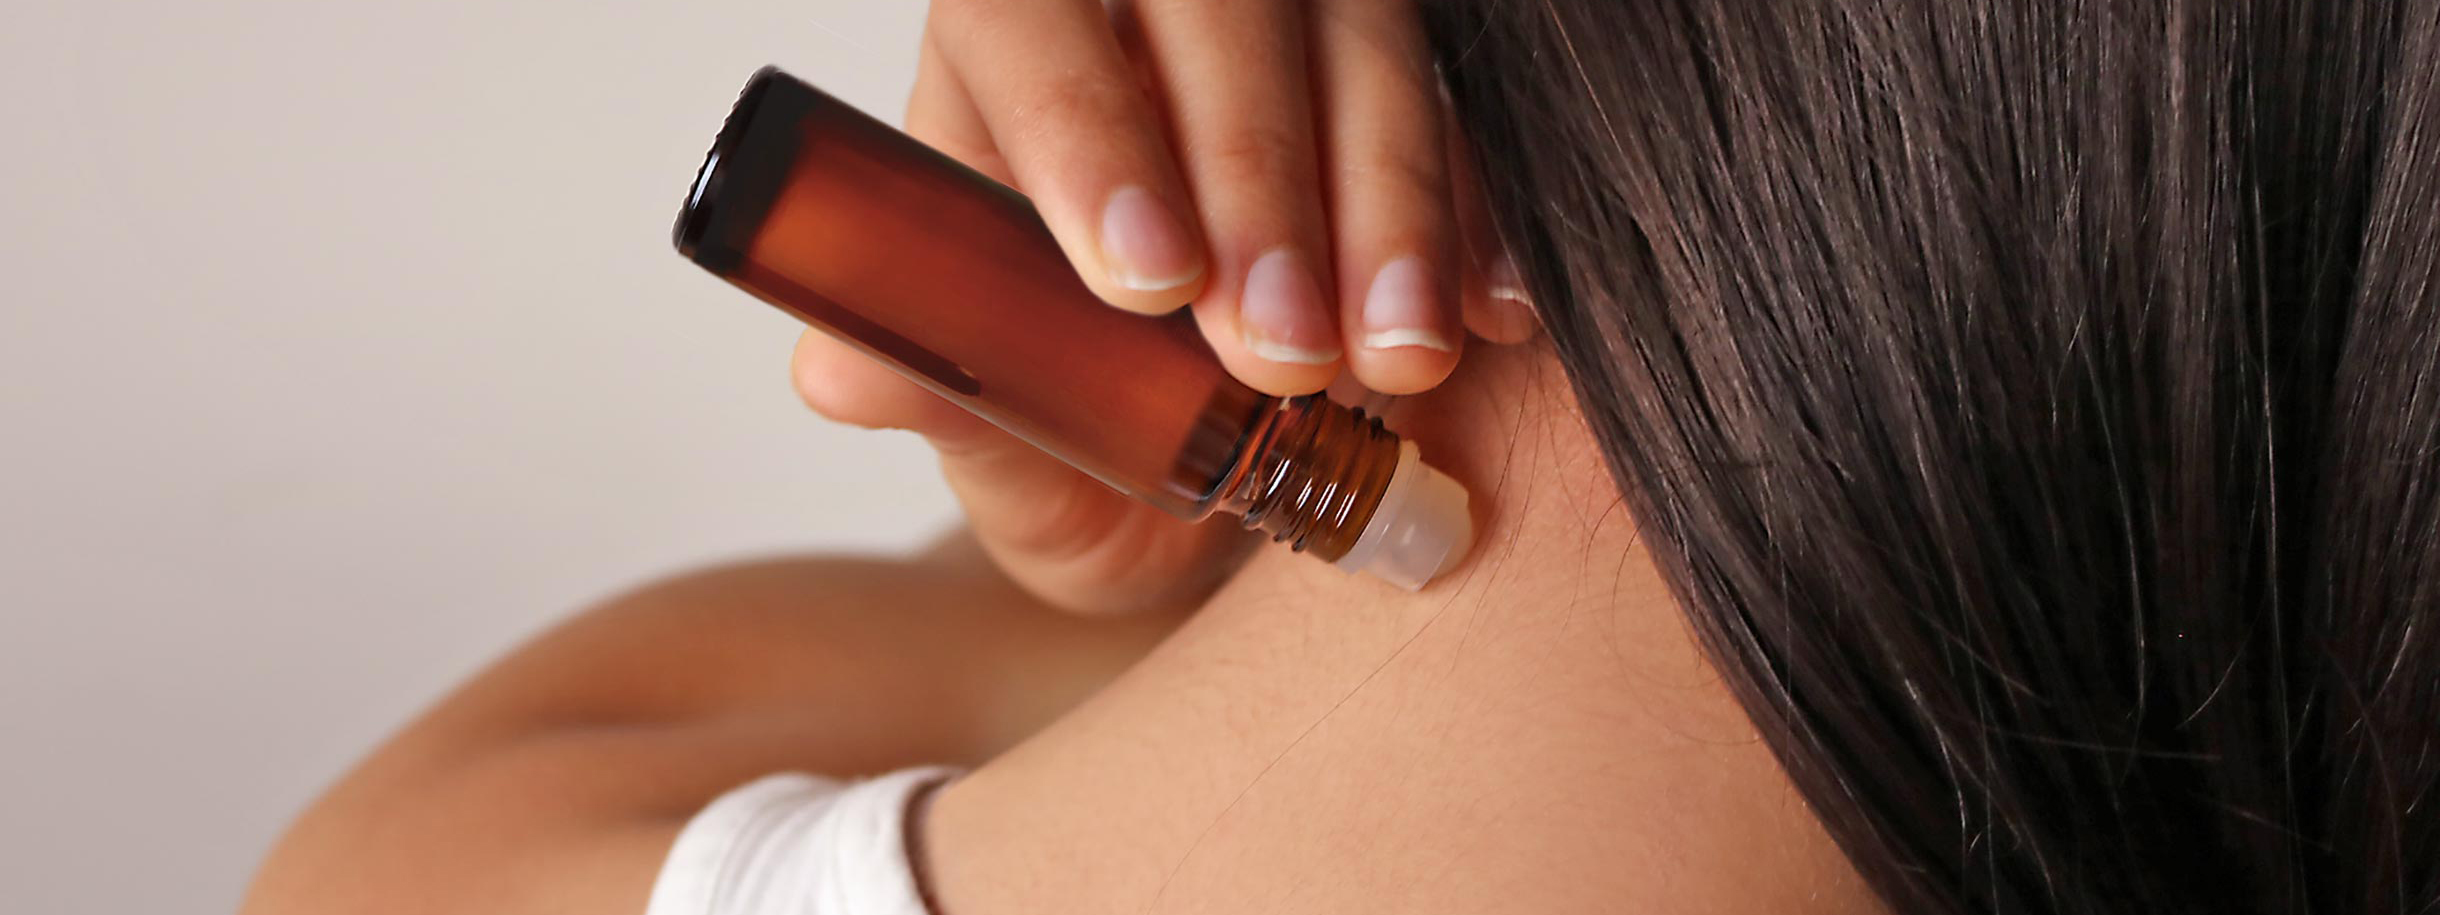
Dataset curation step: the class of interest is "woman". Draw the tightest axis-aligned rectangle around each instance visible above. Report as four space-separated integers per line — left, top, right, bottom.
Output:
242 0 2440 913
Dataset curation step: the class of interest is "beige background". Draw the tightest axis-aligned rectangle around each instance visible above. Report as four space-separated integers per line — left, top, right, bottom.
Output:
0 2 948 912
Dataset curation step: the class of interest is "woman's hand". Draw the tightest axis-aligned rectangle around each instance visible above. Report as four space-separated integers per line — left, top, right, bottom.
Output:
792 0 1536 615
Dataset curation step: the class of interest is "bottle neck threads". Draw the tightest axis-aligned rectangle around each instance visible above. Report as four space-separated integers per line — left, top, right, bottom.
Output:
1222 397 1404 562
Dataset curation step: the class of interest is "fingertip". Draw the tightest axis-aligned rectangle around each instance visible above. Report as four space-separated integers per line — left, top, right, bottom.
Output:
1350 353 1460 397
1192 297 1342 397
1344 254 1462 394
1217 348 1344 397
788 329 981 435
1470 254 1542 344
787 329 856 411
1094 280 1202 316
789 330 887 426
1241 336 1345 367
1235 245 1345 363
1095 184 1208 310
1462 298 1541 346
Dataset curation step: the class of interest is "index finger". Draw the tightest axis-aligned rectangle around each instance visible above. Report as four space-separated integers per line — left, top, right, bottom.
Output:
929 0 1210 313
905 25 1013 184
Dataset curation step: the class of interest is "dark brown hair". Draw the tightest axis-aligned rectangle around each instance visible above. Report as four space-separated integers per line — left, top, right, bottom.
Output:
1426 1 2440 911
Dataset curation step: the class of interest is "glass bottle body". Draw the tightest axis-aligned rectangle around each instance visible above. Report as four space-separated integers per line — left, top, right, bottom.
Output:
675 68 1464 577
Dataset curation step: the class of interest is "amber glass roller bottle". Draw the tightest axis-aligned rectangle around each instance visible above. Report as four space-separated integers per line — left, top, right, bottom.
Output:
673 67 1471 590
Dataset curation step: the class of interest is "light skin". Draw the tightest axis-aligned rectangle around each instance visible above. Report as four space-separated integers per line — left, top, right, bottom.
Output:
920 342 1883 915
241 344 1880 915
828 0 1536 614
242 1 1883 911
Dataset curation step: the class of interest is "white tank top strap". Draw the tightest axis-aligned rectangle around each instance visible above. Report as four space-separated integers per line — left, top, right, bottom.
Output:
644 767 959 915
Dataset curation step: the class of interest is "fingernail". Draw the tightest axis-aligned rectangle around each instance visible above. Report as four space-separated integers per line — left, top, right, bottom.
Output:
1360 256 1455 353
1099 186 1204 292
1487 253 1532 308
1239 247 1341 365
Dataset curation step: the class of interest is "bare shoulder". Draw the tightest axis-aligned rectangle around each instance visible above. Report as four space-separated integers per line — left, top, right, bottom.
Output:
547 537 1190 757
240 534 1179 915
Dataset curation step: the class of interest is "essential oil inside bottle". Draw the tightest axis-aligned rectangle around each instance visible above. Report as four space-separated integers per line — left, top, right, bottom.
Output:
673 67 1472 589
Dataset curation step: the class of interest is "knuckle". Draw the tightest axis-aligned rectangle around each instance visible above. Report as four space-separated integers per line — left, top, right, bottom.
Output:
1341 149 1447 208
1007 78 1136 146
1195 128 1313 193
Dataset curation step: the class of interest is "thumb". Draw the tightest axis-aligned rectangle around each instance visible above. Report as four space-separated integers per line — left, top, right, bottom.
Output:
791 329 1247 613
932 430 1252 616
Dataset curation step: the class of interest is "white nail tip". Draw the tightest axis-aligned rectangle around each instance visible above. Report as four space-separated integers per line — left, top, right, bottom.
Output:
1489 284 1532 306
1245 338 1343 365
1362 329 1458 353
1113 263 1205 292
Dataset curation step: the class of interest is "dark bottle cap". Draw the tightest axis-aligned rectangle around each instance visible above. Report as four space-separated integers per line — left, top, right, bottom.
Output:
673 66 823 275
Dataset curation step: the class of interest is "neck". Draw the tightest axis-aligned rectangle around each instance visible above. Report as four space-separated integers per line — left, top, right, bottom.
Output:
925 345 1878 914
